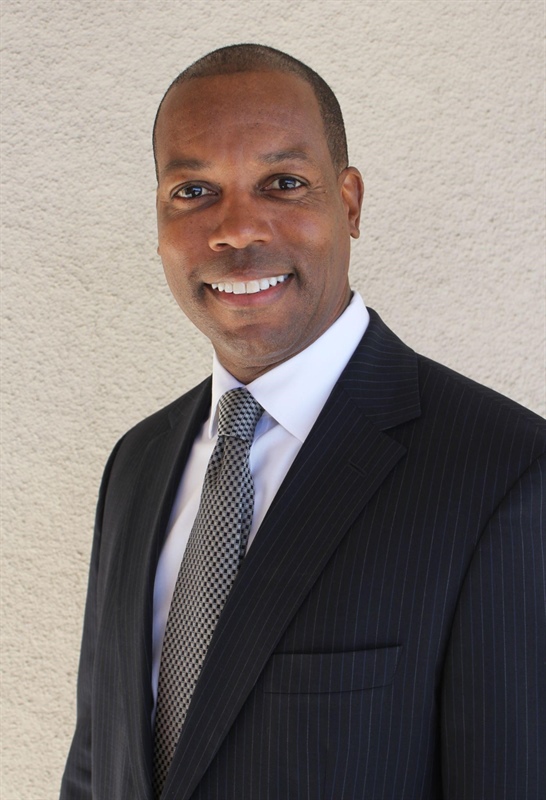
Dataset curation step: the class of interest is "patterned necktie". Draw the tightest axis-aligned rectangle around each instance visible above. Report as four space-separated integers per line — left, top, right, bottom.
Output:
153 388 263 796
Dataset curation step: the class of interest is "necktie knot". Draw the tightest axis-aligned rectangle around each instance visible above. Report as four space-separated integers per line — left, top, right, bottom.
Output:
217 388 263 441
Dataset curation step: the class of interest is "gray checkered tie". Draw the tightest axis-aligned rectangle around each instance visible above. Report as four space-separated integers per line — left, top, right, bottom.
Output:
153 388 263 796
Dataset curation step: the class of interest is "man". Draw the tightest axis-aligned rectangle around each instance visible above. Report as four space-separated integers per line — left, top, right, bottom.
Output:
61 44 545 800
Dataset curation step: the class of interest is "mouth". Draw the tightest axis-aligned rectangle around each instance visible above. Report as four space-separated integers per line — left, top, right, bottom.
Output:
208 274 289 295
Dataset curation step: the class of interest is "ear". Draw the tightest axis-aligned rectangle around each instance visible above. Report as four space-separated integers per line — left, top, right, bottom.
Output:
339 167 364 239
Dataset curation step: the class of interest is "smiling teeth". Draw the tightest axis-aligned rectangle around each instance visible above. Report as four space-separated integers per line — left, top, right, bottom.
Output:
211 275 288 294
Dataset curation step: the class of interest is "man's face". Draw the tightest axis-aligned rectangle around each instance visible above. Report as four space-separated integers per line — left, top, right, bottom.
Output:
155 70 363 383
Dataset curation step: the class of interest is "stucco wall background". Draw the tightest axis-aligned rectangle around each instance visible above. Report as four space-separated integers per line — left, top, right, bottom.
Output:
1 0 544 796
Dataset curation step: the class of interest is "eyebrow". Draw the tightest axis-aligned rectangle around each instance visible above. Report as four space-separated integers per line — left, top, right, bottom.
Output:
161 157 212 176
259 149 311 165
160 149 312 178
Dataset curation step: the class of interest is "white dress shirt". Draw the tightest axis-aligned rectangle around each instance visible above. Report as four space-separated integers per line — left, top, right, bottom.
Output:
151 292 370 711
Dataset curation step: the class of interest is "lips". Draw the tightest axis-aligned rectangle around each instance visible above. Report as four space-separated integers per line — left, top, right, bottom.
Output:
209 274 289 295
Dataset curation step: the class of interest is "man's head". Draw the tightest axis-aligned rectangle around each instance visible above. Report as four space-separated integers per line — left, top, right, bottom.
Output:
153 44 349 179
154 45 364 383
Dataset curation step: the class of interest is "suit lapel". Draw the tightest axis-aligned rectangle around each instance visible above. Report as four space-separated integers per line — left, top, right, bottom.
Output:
163 310 421 799
114 379 211 799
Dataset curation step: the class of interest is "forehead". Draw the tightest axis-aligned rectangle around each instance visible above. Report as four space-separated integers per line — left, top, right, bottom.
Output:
154 70 331 172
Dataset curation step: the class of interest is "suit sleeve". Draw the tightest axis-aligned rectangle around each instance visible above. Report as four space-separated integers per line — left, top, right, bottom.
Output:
59 439 124 800
441 453 546 799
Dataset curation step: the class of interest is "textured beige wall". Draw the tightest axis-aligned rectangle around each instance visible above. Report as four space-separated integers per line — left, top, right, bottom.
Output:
1 0 544 796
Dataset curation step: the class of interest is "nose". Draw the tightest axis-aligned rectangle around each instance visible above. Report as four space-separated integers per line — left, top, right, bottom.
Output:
208 193 272 251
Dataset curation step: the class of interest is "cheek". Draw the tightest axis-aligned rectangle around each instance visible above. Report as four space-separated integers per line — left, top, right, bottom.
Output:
158 239 194 304
162 269 205 325
286 219 345 283
159 244 204 309
287 209 339 251
161 264 186 310
285 213 329 243
158 215 205 263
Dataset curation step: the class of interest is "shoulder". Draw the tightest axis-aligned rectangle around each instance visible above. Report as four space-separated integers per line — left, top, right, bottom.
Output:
416 351 545 449
365 307 544 443
353 308 545 451
408 351 546 511
357 309 545 496
103 376 212 476
122 375 211 442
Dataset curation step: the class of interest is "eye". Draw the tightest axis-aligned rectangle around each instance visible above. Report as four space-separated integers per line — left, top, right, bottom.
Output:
174 184 215 200
265 175 305 191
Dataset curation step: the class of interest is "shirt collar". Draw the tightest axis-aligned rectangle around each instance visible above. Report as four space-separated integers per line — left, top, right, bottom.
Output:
208 292 369 441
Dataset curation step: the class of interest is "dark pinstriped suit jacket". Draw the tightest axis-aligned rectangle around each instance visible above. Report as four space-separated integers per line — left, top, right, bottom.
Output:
61 310 546 800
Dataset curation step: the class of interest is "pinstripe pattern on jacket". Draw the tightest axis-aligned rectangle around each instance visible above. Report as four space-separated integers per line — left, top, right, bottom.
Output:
61 309 546 800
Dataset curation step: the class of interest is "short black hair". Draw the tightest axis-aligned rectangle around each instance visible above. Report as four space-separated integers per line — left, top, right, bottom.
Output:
152 43 348 178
